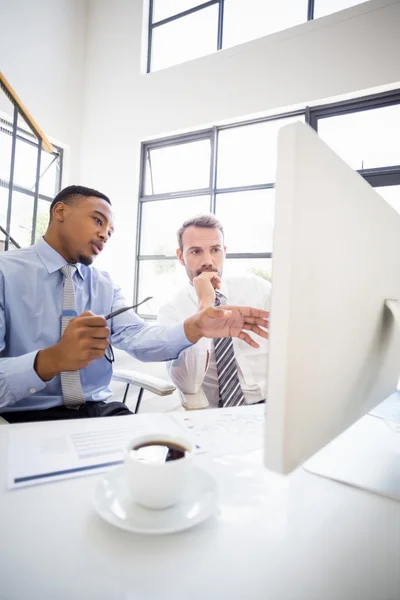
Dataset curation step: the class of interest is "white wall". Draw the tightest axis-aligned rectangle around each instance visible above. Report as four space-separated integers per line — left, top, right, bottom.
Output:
80 0 400 300
0 0 87 181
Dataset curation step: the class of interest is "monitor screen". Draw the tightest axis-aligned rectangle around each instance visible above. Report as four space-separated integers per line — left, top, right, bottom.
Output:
264 121 400 474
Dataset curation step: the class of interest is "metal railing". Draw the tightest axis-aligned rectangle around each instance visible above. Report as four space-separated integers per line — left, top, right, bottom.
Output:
0 224 20 250
0 72 54 250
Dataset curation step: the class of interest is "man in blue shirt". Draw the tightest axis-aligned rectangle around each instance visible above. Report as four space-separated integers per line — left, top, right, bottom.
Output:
0 185 268 422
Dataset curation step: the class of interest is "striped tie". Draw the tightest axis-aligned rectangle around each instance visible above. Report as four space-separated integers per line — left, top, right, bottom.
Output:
60 265 85 409
214 291 245 408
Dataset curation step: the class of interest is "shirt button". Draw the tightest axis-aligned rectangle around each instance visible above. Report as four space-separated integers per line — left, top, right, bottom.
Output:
29 388 36 394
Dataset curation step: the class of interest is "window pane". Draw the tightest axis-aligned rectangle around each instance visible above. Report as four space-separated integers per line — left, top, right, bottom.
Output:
224 257 273 283
0 128 12 183
140 196 211 256
151 4 219 71
217 116 303 188
223 0 307 49
216 189 275 253
0 186 9 250
376 185 400 215
35 198 51 242
318 105 400 171
1 135 58 195
6 192 50 247
13 139 41 189
314 0 368 19
137 259 187 315
0 186 8 223
0 172 52 248
9 191 34 247
153 0 205 22
39 154 61 198
145 140 211 195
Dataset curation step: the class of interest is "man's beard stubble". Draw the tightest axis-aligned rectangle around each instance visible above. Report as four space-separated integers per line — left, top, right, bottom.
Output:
189 265 223 280
195 266 219 277
77 253 94 266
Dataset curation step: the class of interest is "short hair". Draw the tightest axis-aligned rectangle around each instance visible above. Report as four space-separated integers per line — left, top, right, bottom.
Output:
49 185 111 220
177 214 224 251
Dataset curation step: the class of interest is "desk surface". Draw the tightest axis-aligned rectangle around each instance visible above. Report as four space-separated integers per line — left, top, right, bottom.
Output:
0 411 399 600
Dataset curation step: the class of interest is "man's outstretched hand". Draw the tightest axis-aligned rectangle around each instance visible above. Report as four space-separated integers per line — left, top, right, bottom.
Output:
184 306 269 348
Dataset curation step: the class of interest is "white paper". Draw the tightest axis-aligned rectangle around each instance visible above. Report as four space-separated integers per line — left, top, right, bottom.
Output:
7 413 186 489
172 404 265 457
369 394 400 424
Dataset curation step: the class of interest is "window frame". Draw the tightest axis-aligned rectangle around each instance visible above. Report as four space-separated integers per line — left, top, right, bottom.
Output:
146 0 370 73
0 116 63 249
308 89 400 189
147 0 224 73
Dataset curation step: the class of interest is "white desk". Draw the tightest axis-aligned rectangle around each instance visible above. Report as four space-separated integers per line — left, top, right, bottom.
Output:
0 411 399 600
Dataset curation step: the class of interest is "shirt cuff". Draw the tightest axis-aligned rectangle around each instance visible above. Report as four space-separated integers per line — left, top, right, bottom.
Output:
7 351 48 401
170 322 194 356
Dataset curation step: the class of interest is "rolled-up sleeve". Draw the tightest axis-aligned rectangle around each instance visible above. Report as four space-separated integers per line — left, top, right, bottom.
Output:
110 285 193 362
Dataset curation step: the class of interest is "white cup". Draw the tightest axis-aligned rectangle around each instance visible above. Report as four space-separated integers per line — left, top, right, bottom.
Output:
123 433 194 510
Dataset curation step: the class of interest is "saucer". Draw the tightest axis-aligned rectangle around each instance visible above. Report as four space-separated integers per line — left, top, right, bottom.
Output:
93 465 218 534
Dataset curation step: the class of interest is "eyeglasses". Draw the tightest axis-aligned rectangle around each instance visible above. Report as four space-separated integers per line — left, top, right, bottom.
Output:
105 344 115 364
104 296 153 364
104 296 153 320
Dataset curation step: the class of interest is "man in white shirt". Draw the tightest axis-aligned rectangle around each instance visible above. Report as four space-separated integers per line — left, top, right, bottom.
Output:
157 215 270 409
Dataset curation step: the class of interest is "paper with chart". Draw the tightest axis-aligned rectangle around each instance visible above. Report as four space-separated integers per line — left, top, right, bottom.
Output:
7 413 185 489
7 405 265 489
172 404 265 456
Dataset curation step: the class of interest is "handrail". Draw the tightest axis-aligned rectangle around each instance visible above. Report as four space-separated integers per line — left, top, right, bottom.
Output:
0 225 21 249
0 72 54 153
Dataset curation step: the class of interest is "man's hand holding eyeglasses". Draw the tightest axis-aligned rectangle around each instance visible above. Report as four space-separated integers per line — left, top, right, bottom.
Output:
183 305 269 348
35 312 110 381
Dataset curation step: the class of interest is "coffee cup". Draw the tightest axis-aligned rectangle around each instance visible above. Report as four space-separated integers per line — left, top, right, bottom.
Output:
123 433 194 510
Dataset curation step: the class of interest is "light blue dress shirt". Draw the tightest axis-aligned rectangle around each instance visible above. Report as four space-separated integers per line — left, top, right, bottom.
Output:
0 238 192 412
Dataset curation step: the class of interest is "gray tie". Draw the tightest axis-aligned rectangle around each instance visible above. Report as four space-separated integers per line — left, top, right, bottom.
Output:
60 265 85 409
214 291 245 408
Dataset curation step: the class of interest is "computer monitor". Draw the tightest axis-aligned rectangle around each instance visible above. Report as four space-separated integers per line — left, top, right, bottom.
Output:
264 121 400 498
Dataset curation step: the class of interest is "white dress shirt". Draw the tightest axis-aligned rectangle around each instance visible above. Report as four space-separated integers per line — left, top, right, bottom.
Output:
157 275 271 408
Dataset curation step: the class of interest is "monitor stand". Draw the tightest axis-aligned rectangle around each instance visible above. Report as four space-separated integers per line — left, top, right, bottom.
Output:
303 405 400 502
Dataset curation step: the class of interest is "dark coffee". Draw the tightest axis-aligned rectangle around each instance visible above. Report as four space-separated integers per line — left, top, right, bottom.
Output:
131 441 187 464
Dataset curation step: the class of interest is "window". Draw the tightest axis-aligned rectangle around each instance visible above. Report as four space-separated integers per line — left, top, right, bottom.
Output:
139 194 212 315
215 189 275 253
217 115 302 187
150 4 219 71
310 90 400 251
136 111 305 317
140 196 211 256
0 115 63 250
145 139 211 194
311 92 400 188
148 0 369 72
316 104 400 171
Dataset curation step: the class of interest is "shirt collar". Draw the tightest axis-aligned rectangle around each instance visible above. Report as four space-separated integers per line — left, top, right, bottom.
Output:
34 237 85 280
